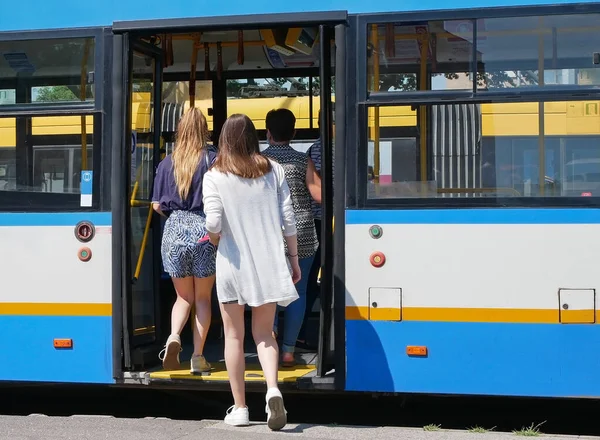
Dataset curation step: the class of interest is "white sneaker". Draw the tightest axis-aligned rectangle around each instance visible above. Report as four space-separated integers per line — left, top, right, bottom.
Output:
265 387 287 431
158 334 181 371
190 354 211 374
224 405 250 426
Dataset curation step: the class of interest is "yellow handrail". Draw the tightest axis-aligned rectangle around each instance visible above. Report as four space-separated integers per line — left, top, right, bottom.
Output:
133 203 154 282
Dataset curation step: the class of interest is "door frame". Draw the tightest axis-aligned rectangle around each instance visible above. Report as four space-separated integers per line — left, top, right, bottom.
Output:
122 37 165 369
114 13 348 376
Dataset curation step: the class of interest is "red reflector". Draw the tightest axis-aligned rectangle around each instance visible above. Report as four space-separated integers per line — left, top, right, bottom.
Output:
582 192 592 197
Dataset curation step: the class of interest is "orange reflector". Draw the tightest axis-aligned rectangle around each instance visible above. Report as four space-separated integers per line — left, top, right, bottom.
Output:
406 345 427 356
54 338 73 349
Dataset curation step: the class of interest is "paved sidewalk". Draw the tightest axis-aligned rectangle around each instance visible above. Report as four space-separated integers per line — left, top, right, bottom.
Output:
0 415 596 440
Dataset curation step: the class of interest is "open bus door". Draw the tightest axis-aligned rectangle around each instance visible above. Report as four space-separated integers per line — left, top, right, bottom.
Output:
113 14 346 388
123 38 165 369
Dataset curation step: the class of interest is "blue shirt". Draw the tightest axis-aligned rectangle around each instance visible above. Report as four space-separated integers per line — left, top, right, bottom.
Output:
151 148 217 214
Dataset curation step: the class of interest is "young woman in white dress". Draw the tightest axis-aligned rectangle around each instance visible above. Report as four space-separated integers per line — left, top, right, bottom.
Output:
202 113 301 430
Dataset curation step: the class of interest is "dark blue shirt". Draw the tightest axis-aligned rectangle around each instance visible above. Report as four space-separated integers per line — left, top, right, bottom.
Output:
151 148 217 214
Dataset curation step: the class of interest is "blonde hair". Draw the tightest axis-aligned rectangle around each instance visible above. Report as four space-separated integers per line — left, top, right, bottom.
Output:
172 107 211 200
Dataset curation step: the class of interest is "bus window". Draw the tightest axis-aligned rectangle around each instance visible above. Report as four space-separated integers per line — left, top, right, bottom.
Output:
366 20 475 94
0 115 94 196
365 100 600 199
477 14 600 90
226 77 321 152
0 38 95 106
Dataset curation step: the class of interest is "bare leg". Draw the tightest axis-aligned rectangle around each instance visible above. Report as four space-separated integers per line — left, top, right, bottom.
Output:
160 276 194 370
252 303 279 390
192 275 215 356
220 302 246 408
171 277 194 335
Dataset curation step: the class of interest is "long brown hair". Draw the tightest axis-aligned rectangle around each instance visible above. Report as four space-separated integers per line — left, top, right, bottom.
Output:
213 114 271 178
171 107 211 200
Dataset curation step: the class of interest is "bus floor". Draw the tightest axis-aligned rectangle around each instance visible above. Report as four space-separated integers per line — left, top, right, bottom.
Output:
145 306 320 386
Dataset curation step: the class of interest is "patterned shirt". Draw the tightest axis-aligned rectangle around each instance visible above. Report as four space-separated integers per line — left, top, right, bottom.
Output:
262 144 318 259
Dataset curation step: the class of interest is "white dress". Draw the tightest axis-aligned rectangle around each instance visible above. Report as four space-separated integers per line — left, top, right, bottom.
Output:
202 160 299 307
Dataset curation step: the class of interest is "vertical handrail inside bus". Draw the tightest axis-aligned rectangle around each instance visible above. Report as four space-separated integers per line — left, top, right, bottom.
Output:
538 16 546 196
190 34 200 108
419 33 428 184
80 40 91 170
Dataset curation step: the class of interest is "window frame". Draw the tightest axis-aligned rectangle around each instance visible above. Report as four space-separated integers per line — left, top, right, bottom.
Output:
360 3 600 102
0 110 102 211
354 5 600 209
0 27 106 212
356 96 600 209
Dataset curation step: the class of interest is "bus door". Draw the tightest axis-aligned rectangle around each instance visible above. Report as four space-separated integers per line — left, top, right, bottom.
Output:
125 39 164 369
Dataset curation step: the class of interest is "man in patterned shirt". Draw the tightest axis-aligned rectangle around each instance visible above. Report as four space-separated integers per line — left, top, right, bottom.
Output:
262 108 322 366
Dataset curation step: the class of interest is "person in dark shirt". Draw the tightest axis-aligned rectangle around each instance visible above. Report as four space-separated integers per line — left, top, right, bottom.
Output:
262 108 321 367
151 107 217 375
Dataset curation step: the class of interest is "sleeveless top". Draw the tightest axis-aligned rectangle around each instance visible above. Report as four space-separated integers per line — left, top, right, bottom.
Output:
262 144 318 259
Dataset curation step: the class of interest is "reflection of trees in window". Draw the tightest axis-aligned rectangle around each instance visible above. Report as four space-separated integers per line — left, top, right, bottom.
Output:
226 77 331 98
374 71 538 92
35 84 94 102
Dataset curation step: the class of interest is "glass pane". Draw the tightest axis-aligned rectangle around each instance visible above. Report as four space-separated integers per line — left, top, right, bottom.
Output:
0 115 93 194
0 37 95 104
477 14 600 90
0 89 15 105
226 77 318 129
367 20 474 93
366 100 600 199
130 52 157 342
161 80 213 155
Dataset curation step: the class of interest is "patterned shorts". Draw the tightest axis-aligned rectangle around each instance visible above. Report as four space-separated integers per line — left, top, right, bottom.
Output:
161 210 217 279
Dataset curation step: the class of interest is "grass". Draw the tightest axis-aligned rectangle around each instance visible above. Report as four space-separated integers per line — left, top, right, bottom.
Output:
423 424 442 431
468 426 496 434
513 421 546 436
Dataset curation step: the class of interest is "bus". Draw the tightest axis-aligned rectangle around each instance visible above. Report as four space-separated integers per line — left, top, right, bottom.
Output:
2 1 600 398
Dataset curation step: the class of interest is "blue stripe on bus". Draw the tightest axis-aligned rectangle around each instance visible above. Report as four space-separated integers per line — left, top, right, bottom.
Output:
0 315 113 384
345 208 600 225
2 0 598 31
0 212 112 227
346 320 600 397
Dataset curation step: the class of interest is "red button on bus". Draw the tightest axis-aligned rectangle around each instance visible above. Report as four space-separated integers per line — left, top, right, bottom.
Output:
370 251 386 268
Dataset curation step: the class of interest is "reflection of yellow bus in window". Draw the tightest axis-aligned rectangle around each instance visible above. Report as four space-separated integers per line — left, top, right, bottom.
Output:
367 100 600 198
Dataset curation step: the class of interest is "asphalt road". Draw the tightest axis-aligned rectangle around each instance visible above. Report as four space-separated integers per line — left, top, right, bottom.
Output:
2 415 599 440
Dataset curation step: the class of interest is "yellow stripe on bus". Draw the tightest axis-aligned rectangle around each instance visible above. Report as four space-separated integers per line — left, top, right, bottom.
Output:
345 306 598 324
0 303 112 317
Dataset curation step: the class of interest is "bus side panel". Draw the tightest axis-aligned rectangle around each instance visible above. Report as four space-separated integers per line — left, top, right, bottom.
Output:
0 212 114 384
344 208 600 397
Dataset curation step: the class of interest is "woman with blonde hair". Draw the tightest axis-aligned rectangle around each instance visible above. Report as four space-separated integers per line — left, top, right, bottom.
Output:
203 114 300 430
151 107 217 375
